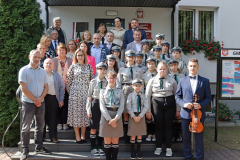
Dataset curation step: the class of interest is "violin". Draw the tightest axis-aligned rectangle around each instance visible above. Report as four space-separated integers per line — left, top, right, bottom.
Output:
189 94 203 133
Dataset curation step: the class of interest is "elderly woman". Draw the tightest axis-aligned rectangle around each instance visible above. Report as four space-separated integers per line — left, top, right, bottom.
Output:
47 17 67 44
52 43 72 130
66 39 77 59
40 35 55 58
111 17 126 61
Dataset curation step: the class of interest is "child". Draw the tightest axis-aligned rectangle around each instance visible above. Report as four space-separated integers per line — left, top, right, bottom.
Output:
86 62 108 156
150 33 165 53
112 46 125 69
141 39 152 65
142 57 157 142
105 55 119 77
135 51 148 73
161 40 172 61
171 47 188 76
127 79 148 159
167 59 185 142
152 45 167 65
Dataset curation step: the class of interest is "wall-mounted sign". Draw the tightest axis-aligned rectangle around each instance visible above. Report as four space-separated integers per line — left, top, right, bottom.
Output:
128 23 152 31
146 32 152 39
221 50 240 57
135 8 144 21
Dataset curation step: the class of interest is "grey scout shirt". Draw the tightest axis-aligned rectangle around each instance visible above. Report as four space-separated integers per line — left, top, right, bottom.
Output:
143 70 157 91
145 74 177 111
99 86 124 121
116 64 143 88
116 59 125 69
175 59 188 76
86 77 107 115
18 64 48 103
135 63 148 73
126 91 148 118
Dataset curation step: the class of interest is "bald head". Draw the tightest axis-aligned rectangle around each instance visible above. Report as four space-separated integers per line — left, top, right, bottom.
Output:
43 58 54 72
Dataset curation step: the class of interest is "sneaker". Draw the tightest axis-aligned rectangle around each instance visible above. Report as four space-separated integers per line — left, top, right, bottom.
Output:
20 150 29 160
57 124 62 130
152 134 156 141
136 151 143 159
166 148 173 156
146 134 152 141
176 135 182 141
91 149 99 156
63 124 69 130
154 148 162 155
130 152 136 159
35 147 51 154
98 148 105 156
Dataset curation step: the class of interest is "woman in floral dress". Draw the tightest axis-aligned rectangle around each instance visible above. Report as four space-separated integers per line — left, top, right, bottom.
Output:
67 49 94 143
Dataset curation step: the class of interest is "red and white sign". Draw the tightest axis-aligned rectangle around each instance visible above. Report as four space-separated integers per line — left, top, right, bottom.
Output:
146 32 152 39
128 23 152 31
221 49 240 57
222 50 228 56
135 8 144 20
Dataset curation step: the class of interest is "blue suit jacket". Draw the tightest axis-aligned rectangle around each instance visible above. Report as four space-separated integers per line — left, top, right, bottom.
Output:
175 75 211 119
123 29 147 49
50 41 62 57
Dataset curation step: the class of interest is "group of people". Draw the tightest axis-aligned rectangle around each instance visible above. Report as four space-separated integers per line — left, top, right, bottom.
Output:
18 16 211 160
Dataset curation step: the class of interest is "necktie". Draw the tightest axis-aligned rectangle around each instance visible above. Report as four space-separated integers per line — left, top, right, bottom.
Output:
174 74 178 84
110 89 115 107
54 41 57 51
162 54 165 60
129 67 133 80
144 54 147 65
190 76 196 79
99 81 103 89
137 94 141 113
159 78 164 89
151 74 154 78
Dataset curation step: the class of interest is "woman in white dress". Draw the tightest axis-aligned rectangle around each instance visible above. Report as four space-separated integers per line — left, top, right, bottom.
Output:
111 17 126 62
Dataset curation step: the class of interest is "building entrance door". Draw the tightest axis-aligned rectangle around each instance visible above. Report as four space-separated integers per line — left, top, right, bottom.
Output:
95 19 125 32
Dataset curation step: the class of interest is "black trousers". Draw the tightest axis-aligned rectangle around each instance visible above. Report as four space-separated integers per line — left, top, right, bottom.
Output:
58 91 68 124
152 95 176 148
43 94 59 138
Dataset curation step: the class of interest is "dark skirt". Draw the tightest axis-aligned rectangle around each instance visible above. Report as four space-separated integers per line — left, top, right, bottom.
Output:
90 99 101 129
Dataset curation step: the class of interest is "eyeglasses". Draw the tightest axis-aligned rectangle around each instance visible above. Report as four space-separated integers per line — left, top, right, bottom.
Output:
51 33 58 35
77 55 84 57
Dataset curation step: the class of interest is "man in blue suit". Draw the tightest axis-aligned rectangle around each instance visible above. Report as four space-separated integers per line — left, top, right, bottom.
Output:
50 30 62 57
123 18 147 49
175 58 211 160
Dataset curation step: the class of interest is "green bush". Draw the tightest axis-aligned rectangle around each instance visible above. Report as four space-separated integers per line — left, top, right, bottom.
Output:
0 0 44 146
211 103 234 120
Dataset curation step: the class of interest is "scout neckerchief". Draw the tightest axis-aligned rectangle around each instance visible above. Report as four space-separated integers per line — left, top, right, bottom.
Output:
110 89 115 107
159 77 164 89
137 94 141 113
174 74 178 84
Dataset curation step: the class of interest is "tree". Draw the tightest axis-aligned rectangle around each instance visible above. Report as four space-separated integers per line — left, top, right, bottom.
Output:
0 0 45 146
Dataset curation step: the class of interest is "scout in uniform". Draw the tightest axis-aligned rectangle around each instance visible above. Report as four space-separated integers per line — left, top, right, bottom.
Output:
105 54 119 78
141 39 152 65
152 45 167 65
150 33 165 52
168 60 185 142
145 61 178 157
99 71 124 160
161 40 172 61
142 57 157 142
171 47 188 76
126 79 148 159
135 51 148 73
86 62 108 156
116 50 143 142
112 46 125 69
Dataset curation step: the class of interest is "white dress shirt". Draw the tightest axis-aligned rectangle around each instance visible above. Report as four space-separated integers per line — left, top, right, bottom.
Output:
189 74 198 96
106 42 112 51
134 41 142 52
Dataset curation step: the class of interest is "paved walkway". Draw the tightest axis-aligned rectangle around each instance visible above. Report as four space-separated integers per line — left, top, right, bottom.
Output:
0 147 18 160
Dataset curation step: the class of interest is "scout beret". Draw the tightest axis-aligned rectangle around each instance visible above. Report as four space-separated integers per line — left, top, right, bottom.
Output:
96 62 107 69
125 50 136 57
171 46 182 53
141 39 150 44
107 54 116 61
112 46 121 52
155 33 165 39
146 56 156 63
135 51 144 57
161 40 170 46
152 45 162 51
168 59 179 65
132 78 143 85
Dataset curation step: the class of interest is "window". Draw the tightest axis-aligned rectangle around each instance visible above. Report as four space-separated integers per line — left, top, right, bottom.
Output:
199 11 214 41
178 10 194 42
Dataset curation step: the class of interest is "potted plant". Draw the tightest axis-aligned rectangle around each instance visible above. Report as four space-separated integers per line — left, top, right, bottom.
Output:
234 109 240 120
211 103 234 121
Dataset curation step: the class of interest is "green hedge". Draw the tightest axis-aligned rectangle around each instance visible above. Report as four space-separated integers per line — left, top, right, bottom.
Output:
0 0 44 146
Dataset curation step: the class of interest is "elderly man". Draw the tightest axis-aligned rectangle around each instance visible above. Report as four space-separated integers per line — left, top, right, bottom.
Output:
43 58 65 143
126 29 142 52
47 17 67 44
91 33 110 65
50 30 59 56
18 50 51 160
104 31 120 54
123 18 147 49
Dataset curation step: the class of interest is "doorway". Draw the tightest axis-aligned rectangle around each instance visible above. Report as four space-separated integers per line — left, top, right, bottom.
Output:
95 19 125 32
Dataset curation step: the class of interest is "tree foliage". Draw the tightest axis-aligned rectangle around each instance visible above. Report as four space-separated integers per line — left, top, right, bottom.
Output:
0 0 44 146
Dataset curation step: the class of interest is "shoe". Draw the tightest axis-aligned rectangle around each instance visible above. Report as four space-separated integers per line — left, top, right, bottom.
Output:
35 147 51 154
20 150 29 160
63 124 69 130
146 134 152 141
91 149 100 156
176 135 182 141
136 151 143 159
81 139 87 143
98 148 105 156
51 138 59 143
152 134 156 141
57 124 62 130
166 148 173 156
76 140 84 144
154 148 162 155
130 152 136 159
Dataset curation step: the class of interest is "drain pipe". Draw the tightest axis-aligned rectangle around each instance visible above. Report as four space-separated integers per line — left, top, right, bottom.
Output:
43 0 49 30
171 4 176 47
